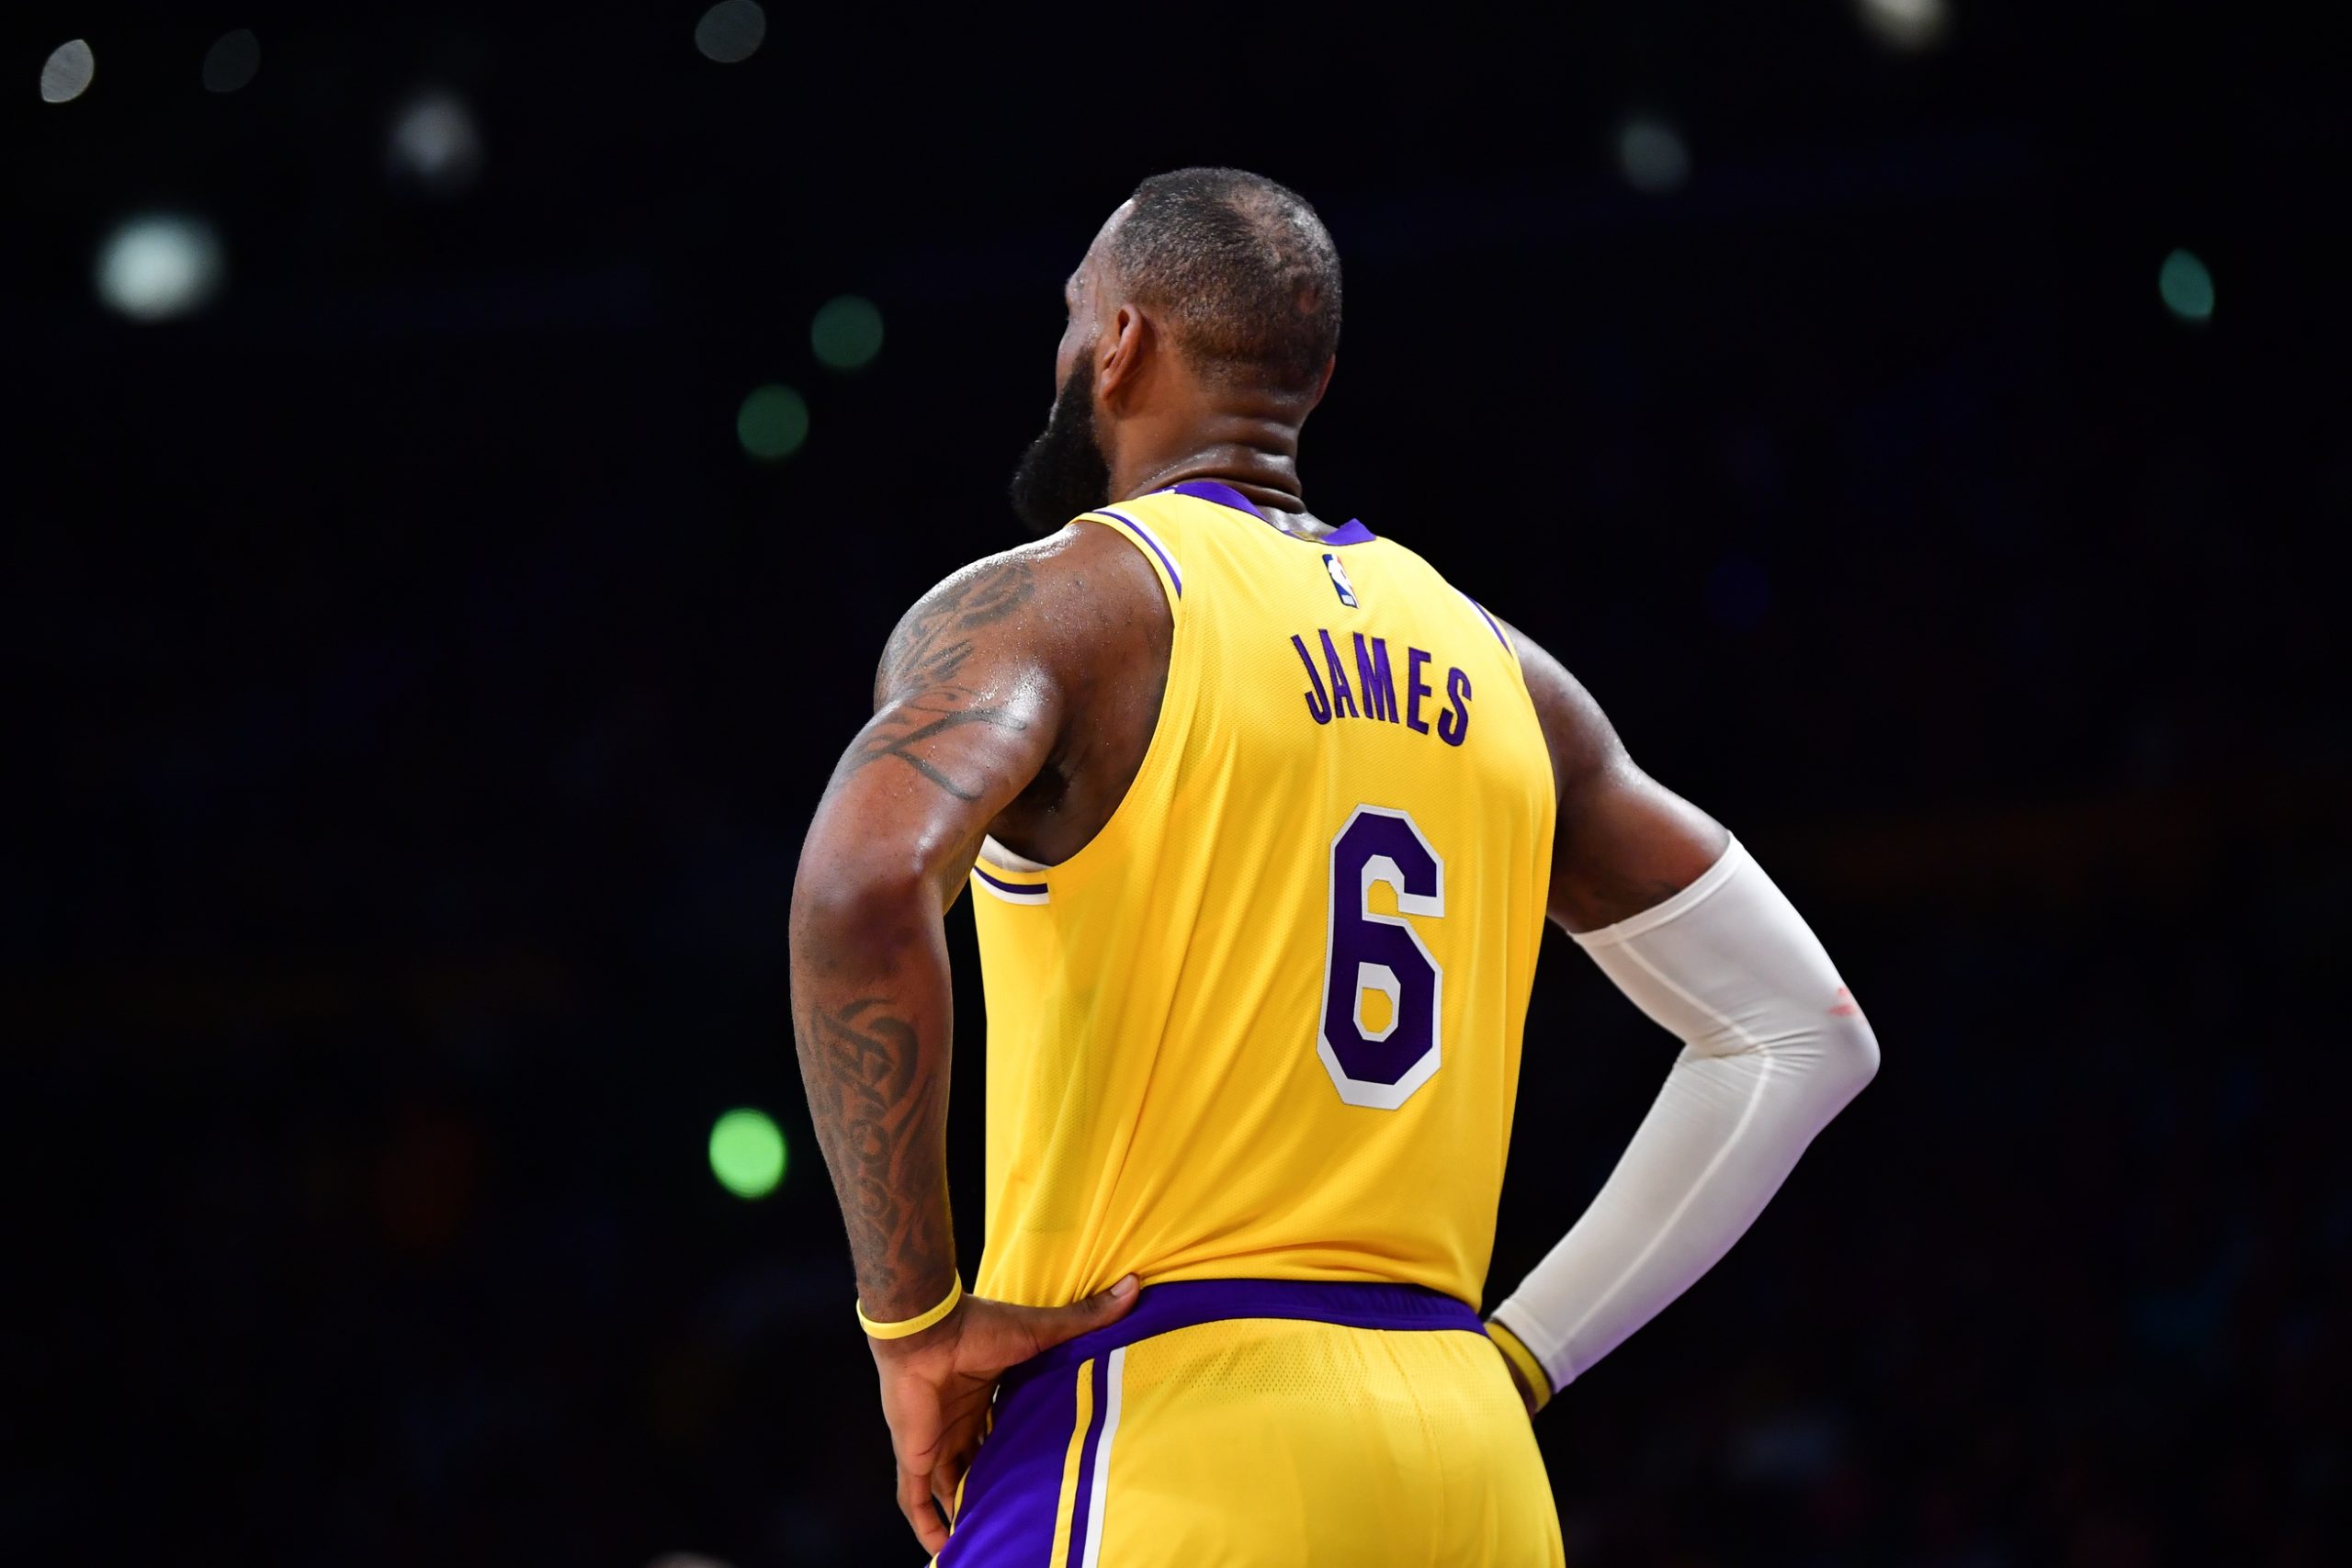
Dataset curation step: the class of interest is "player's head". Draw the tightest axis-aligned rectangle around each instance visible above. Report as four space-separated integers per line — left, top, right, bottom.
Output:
1011 167 1342 534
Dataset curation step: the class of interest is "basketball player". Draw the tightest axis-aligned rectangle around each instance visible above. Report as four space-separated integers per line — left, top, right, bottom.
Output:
791 168 1880 1564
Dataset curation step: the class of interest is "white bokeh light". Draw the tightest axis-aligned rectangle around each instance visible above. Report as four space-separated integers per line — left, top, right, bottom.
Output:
96 215 227 322
41 39 96 103
388 91 484 193
1617 118 1691 195
1857 0 1951 53
202 29 262 95
695 2 767 64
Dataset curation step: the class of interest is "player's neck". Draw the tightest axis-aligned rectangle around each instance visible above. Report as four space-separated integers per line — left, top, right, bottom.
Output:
1111 408 1311 517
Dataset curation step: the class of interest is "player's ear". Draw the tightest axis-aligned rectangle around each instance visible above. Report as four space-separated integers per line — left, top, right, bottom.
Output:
1096 304 1151 410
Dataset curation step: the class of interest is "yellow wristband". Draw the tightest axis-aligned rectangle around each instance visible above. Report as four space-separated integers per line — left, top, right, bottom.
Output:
1487 1318 1554 1413
857 1276 964 1340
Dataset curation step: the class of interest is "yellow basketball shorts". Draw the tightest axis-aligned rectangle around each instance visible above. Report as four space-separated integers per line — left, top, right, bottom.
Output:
935 1280 1565 1566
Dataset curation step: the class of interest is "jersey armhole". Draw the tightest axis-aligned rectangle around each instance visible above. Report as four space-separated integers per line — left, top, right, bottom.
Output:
1080 509 1184 612
1025 510 1192 887
1463 592 1520 671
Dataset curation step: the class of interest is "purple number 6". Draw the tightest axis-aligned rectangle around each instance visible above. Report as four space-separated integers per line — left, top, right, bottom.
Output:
1317 806 1446 1109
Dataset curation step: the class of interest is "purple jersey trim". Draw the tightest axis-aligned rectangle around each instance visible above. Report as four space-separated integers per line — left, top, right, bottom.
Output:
1091 508 1182 597
972 863 1046 897
1161 479 1378 546
1465 594 1510 649
1162 478 1261 515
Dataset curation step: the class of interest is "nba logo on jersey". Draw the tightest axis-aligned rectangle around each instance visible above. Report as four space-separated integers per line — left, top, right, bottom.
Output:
1324 552 1359 607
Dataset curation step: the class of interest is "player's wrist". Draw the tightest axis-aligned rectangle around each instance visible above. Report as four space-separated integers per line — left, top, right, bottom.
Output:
865 1307 967 1361
859 1274 967 1353
1485 1317 1553 1415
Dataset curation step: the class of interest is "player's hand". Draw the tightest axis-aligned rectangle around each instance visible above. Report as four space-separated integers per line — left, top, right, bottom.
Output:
868 1275 1140 1555
1498 1353 1542 1416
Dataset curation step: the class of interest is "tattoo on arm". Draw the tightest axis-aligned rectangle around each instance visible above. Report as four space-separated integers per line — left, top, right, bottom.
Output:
833 555 1046 804
831 685 1029 804
796 997 955 1314
876 557 1037 696
790 550 1055 1319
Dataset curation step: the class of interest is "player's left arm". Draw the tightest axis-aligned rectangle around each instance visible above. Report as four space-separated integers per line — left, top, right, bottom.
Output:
1481 619 1882 1416
789 527 1148 1553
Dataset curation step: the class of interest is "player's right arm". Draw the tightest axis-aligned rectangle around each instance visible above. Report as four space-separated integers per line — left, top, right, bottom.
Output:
790 525 1153 1551
1482 624 1882 1414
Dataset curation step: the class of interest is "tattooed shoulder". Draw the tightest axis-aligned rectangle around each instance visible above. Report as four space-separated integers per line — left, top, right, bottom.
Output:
876 553 1039 701
833 685 1030 804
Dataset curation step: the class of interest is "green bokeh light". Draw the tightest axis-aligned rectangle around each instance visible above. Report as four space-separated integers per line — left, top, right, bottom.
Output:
811 295 884 371
2158 249 2214 322
709 1108 786 1199
737 384 808 461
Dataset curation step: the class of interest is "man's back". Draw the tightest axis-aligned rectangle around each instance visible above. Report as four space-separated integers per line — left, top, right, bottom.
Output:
789 167 1871 1565
972 481 1555 1311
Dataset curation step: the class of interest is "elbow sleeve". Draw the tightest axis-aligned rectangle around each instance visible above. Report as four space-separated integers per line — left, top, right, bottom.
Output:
1572 839 1879 1091
1490 840 1876 1392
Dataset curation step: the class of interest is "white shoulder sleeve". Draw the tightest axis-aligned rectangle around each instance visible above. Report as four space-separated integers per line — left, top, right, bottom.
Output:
1489 840 1879 1393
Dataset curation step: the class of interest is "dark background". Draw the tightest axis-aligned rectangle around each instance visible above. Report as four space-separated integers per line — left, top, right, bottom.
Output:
10 4 2346 1563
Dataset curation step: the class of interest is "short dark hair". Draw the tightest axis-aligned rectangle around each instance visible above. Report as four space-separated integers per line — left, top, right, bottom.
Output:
1111 166 1341 395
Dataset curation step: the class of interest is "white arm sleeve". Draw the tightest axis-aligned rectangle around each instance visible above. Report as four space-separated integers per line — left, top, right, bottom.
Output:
1489 839 1879 1393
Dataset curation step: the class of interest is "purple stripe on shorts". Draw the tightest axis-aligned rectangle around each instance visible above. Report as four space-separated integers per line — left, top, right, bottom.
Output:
933 1360 1082 1565
1061 1355 1110 1566
972 864 1046 897
1093 509 1182 597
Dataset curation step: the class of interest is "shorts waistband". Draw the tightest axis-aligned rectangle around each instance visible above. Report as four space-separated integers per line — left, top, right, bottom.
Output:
1001 1279 1485 1393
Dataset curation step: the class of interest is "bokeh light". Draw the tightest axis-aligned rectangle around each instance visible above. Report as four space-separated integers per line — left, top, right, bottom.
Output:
41 39 95 103
708 1109 786 1200
695 2 768 64
2159 249 2214 322
202 30 262 95
737 384 809 461
1617 118 1691 194
1857 0 1951 53
811 296 885 371
388 91 484 194
96 215 226 322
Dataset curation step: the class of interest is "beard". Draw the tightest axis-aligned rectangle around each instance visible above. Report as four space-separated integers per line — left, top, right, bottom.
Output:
1008 358 1111 536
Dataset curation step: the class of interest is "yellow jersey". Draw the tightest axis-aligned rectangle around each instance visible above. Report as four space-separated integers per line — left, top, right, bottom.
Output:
968 481 1556 1312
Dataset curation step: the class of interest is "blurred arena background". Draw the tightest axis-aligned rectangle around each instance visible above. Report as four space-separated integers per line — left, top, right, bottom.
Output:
7 4 2346 1563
